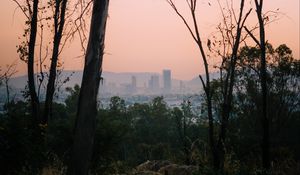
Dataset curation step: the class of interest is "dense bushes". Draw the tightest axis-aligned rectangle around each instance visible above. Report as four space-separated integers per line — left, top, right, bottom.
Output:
0 92 299 174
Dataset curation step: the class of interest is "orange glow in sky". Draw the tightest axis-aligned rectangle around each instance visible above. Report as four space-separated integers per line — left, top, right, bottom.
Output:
0 0 299 80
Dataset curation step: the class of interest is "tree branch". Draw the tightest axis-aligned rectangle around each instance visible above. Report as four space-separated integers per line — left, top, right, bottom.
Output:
12 0 30 20
244 26 261 46
166 0 198 43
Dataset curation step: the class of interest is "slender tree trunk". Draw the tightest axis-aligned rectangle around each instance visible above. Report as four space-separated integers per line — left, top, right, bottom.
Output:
43 0 68 124
5 78 10 104
217 24 243 174
166 0 250 173
206 86 219 169
183 113 190 165
215 1 250 172
166 0 217 168
67 0 109 174
255 0 270 170
195 19 217 171
28 0 40 123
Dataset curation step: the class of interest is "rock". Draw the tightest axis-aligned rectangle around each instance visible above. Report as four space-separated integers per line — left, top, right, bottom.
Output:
158 164 198 175
133 170 163 175
135 160 197 175
136 160 172 172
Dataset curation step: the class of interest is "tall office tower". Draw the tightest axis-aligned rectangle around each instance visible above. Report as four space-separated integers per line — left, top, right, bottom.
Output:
163 69 171 93
148 75 160 93
152 75 160 92
179 80 185 93
131 76 137 89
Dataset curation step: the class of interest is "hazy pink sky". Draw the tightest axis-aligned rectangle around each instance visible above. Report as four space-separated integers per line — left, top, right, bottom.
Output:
0 0 299 80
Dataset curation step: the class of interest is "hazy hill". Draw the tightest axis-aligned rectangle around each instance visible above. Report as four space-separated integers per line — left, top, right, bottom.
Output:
4 71 223 97
0 71 223 103
8 71 200 89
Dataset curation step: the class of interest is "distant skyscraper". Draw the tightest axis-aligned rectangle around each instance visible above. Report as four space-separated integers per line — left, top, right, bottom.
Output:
163 69 171 93
148 75 160 93
152 75 159 91
179 80 185 92
131 76 137 93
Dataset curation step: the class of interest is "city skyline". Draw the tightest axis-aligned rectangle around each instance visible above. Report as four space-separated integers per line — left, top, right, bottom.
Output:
163 69 172 93
1 69 203 96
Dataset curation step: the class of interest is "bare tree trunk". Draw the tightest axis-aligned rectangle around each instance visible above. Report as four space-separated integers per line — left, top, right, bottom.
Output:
255 0 270 170
216 2 251 172
3 64 18 105
28 0 40 123
166 0 218 170
43 0 68 124
197 35 217 171
5 80 10 104
244 0 270 170
67 0 109 174
202 55 218 171
166 1 252 173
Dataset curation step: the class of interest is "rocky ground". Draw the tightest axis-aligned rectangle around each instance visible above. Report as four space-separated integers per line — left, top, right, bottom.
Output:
132 160 198 175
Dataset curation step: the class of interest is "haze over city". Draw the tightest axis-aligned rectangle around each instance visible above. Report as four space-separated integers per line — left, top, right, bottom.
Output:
0 0 299 80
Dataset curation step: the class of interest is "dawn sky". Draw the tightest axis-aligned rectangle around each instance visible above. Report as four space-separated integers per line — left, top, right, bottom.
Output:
0 0 299 80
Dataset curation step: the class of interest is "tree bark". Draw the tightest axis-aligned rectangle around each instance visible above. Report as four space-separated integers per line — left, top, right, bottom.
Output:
43 0 68 124
217 1 249 171
211 1 250 173
255 0 270 170
5 78 10 105
67 0 109 174
28 0 40 123
166 0 252 173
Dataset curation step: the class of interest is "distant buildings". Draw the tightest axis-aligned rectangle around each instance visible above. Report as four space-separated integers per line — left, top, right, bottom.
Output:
179 80 185 93
148 75 160 93
98 69 178 95
163 69 171 93
147 69 172 94
131 76 137 92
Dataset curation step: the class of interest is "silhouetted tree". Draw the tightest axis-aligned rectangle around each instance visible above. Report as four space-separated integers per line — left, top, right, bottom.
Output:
1 62 18 105
244 0 270 170
255 0 270 170
167 0 251 173
232 43 300 172
166 0 215 169
43 0 68 124
213 1 252 172
68 0 110 174
13 0 84 125
16 0 41 123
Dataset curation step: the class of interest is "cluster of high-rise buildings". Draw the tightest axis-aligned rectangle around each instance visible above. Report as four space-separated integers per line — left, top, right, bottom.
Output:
98 69 178 95
115 69 173 94
147 69 172 94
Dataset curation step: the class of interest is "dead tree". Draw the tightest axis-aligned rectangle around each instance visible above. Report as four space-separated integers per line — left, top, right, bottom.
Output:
255 0 270 170
43 0 68 124
3 63 18 105
167 0 251 172
67 0 110 174
26 0 41 123
14 0 83 125
245 0 270 170
214 0 252 172
166 0 216 168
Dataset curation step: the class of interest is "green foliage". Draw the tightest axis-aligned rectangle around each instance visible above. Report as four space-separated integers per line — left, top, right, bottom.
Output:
0 101 46 175
228 43 300 172
65 84 80 114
